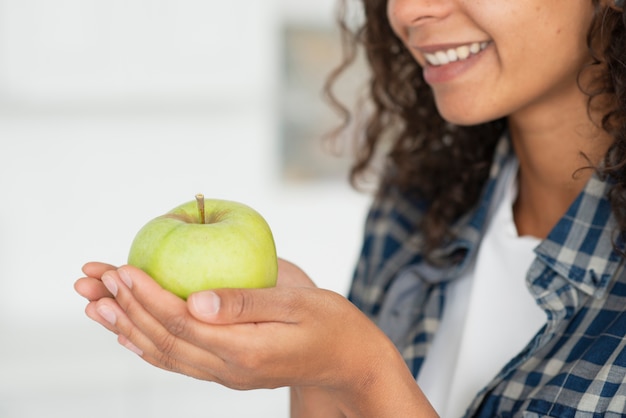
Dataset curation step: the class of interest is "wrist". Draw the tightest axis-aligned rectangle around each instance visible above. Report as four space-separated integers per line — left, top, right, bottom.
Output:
333 332 438 418
290 386 345 418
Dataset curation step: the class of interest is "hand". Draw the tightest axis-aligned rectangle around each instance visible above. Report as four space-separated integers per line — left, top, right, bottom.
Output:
73 259 313 341
74 260 436 417
75 259 372 388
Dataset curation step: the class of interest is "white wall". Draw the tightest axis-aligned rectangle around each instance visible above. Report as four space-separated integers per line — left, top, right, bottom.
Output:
0 1 371 417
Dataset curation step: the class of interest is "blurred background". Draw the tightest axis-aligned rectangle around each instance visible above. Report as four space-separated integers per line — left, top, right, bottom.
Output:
0 1 372 417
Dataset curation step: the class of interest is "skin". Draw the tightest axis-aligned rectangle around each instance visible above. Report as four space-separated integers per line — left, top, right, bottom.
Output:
76 0 618 416
75 261 435 417
387 0 614 238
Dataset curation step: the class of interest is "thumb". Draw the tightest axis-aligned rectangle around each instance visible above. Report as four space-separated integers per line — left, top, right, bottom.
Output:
187 287 303 325
187 290 221 321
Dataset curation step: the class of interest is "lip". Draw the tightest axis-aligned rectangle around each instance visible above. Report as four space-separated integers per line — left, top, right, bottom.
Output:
419 42 491 85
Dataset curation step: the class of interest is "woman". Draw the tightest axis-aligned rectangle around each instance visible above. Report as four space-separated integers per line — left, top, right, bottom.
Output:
75 0 626 416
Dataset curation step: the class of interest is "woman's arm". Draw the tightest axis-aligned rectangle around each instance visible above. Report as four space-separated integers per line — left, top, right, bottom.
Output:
290 358 435 418
290 386 345 418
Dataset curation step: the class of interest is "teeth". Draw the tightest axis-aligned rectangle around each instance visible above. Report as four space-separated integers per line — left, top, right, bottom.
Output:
424 41 489 66
435 51 449 65
446 49 458 62
456 45 470 60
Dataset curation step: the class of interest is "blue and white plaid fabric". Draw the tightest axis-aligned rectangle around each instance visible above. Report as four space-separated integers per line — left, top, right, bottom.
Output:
348 135 626 416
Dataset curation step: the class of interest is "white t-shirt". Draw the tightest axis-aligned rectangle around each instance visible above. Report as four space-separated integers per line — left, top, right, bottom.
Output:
416 161 547 417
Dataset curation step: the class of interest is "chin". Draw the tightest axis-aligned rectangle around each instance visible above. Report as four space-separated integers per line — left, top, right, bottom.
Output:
438 111 487 127
436 102 504 127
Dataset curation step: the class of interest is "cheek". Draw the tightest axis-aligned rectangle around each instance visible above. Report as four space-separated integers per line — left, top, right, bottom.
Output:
386 0 406 41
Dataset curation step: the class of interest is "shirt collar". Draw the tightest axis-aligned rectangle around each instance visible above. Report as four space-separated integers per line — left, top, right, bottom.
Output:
421 135 515 281
534 174 625 298
422 135 624 297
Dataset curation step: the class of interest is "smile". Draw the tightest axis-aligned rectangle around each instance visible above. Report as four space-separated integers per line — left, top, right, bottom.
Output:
424 42 490 66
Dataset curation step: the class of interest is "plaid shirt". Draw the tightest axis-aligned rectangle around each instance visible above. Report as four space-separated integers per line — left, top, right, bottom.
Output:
348 136 626 417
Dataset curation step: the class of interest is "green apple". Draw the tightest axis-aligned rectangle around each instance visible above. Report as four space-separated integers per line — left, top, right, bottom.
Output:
128 194 278 299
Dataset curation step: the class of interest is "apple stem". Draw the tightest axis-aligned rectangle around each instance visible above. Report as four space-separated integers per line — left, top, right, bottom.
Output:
195 193 205 224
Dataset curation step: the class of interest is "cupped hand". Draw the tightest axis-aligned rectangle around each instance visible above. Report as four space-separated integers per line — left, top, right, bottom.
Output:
75 260 383 389
74 259 434 417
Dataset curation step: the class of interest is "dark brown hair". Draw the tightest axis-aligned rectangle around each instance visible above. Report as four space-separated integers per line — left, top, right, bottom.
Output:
326 0 626 255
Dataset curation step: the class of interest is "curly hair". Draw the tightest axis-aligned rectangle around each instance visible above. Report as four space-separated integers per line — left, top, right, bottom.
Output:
325 0 626 257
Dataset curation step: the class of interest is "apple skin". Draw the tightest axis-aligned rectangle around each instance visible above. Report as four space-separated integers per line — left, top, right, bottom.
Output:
128 198 278 299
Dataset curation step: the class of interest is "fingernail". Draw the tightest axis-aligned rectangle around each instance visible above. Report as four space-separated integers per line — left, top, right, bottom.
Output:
118 268 133 289
122 340 143 356
191 291 221 316
97 305 117 326
102 273 118 297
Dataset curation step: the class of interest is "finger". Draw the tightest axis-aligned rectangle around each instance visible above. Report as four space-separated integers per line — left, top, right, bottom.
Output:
74 276 113 301
90 296 161 358
117 334 145 357
135 342 232 388
184 260 316 331
84 299 119 334
188 286 313 325
102 269 229 379
112 265 195 333
100 268 187 344
76 262 118 300
103 268 210 360
112 265 234 344
276 258 317 288
82 261 117 279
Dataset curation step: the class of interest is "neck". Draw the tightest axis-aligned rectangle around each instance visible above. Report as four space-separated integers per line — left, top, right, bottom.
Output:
508 93 613 238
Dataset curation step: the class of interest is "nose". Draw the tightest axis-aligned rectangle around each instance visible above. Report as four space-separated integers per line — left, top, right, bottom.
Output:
387 0 451 30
